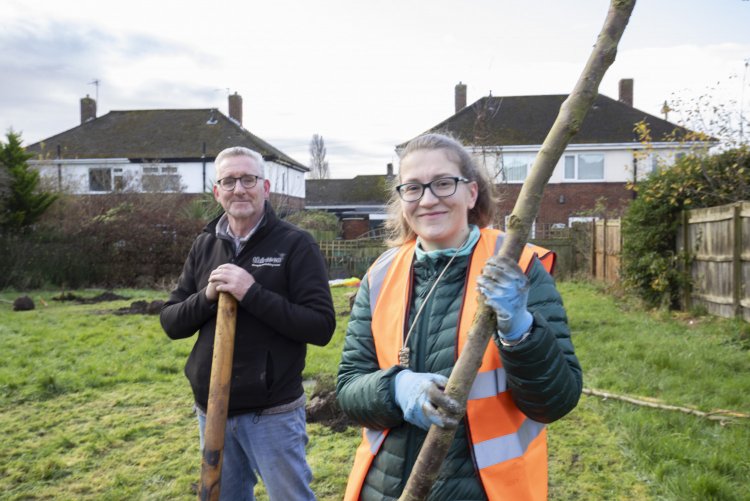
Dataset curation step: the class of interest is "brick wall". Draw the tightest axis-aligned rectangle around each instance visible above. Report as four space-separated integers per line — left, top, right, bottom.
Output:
342 218 370 239
269 193 304 213
496 182 633 225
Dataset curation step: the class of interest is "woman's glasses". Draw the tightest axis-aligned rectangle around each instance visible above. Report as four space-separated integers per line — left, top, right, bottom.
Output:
395 176 469 202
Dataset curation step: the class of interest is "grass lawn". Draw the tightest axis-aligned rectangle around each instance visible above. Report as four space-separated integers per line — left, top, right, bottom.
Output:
1 281 748 500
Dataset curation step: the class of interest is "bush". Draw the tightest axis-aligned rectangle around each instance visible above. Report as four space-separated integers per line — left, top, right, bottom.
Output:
0 193 206 289
285 210 339 231
621 146 750 308
0 131 57 231
285 210 340 241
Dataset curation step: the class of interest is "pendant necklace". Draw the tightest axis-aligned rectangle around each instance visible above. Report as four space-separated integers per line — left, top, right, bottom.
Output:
398 234 469 368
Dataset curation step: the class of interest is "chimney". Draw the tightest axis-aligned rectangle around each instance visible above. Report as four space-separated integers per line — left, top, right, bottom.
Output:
80 95 96 124
455 82 467 113
618 78 634 107
228 92 243 125
386 163 394 177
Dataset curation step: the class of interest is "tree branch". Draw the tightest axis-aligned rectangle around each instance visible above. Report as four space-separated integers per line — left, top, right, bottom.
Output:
583 388 749 425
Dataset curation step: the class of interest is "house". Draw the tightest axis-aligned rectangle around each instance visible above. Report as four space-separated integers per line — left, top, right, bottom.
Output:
305 164 395 239
25 93 308 210
399 79 714 230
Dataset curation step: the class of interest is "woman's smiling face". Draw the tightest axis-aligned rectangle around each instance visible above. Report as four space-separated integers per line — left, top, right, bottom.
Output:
398 148 478 251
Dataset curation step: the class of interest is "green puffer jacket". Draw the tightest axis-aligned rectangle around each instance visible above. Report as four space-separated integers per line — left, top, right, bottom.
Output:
336 251 582 501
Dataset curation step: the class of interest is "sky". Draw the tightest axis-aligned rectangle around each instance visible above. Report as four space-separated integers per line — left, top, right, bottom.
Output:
2 0 749 178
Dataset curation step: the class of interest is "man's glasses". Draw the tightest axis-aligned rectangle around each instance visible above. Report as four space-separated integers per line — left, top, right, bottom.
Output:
216 175 263 191
395 176 470 202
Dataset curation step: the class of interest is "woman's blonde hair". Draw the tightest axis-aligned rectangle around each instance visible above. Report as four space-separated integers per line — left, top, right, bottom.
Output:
384 133 498 247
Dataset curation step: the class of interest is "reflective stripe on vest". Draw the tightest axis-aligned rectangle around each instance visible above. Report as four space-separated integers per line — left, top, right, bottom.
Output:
367 246 400 319
473 418 546 469
344 228 555 501
365 428 387 454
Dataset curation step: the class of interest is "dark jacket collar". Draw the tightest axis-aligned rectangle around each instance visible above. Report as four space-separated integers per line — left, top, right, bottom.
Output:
204 200 277 237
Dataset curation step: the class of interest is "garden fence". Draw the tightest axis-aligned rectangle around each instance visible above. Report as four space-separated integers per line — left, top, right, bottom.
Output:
317 227 583 280
591 218 622 283
318 239 387 279
677 201 750 321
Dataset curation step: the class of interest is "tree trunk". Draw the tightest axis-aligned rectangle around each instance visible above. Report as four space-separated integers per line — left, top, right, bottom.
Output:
398 1 637 499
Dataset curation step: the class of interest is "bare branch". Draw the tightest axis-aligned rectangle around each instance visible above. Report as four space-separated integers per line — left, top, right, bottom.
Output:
309 134 330 180
583 388 749 425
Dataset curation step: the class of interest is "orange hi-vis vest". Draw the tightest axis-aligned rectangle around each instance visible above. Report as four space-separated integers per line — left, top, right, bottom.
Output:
344 228 556 501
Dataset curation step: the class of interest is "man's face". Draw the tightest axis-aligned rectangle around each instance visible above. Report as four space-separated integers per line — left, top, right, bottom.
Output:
213 155 270 227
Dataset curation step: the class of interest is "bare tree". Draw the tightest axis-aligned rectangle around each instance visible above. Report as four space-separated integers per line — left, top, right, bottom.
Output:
308 134 330 179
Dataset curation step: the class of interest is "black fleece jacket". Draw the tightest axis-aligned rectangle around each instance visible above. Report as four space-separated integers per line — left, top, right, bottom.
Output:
160 204 335 415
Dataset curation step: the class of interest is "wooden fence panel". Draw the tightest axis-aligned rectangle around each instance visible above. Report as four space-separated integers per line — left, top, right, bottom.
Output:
677 202 750 321
531 237 574 279
318 240 386 279
593 219 621 282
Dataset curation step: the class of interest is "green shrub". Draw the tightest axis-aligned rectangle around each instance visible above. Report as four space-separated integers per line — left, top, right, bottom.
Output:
285 210 340 241
0 131 57 232
621 146 750 308
0 193 204 289
285 210 339 231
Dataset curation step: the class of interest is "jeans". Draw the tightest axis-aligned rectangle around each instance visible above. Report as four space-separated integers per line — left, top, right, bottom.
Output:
198 404 315 501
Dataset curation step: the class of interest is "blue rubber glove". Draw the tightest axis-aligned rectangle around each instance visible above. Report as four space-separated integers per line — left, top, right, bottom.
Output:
477 255 533 342
394 370 462 430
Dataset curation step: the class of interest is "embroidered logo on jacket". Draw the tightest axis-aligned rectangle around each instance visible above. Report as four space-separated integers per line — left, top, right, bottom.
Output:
251 253 286 268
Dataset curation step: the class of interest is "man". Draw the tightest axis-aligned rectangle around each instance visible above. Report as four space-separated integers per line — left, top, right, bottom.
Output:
160 146 335 500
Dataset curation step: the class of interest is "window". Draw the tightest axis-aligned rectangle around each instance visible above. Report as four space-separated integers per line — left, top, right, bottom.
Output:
114 168 126 191
564 154 604 180
89 168 112 191
564 156 575 178
499 154 535 182
142 165 180 192
634 153 656 177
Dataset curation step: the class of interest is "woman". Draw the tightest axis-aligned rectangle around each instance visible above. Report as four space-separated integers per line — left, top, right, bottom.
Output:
336 133 582 500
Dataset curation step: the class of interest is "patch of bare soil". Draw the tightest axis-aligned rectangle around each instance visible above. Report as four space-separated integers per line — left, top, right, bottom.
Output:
305 376 357 432
52 291 129 303
113 300 165 315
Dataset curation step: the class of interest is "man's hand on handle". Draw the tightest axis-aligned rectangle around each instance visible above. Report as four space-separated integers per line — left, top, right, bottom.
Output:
206 264 255 303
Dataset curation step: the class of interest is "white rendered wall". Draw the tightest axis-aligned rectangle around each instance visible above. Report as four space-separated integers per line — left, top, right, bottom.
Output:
32 158 306 197
469 142 690 185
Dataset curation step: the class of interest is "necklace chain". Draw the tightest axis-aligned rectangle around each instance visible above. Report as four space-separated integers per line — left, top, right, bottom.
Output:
398 234 470 368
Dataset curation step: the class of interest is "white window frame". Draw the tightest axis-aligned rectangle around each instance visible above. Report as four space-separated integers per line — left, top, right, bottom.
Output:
142 164 181 192
634 152 656 177
88 167 112 192
498 153 535 183
564 153 604 181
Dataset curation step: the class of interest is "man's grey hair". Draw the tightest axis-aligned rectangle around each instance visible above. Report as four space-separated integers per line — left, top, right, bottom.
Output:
214 146 266 177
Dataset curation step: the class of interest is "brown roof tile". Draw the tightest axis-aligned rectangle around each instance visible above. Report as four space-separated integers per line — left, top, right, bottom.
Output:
306 175 392 205
25 108 306 170
404 93 700 147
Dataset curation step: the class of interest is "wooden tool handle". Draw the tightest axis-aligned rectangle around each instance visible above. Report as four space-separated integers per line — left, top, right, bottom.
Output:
199 292 238 501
